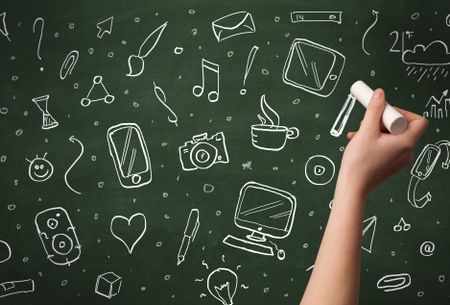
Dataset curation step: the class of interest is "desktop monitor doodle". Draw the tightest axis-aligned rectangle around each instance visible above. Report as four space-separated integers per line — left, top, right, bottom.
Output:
223 182 297 260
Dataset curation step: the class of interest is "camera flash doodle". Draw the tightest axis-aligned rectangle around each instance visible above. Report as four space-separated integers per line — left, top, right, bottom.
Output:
26 153 54 182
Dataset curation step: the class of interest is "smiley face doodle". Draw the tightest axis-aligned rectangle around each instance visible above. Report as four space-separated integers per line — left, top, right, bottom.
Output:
26 153 54 182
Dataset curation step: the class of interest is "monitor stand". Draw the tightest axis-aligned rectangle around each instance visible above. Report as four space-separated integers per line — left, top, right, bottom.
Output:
223 231 274 257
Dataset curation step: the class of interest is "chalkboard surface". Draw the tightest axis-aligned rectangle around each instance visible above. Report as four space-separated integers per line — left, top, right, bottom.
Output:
0 0 449 304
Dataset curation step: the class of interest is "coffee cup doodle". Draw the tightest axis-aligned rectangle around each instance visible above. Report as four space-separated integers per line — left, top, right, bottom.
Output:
251 95 299 151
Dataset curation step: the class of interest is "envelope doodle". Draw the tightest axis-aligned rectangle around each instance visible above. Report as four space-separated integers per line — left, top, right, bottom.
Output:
211 11 256 42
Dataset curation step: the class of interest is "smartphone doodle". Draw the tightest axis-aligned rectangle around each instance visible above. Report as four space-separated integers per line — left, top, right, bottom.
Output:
107 123 152 188
35 207 81 266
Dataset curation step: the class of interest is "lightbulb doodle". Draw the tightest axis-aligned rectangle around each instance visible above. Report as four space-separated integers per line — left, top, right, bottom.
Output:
26 153 54 182
207 268 238 305
304 155 335 186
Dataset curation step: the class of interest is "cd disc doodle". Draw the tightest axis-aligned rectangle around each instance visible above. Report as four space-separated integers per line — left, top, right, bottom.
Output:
304 155 335 185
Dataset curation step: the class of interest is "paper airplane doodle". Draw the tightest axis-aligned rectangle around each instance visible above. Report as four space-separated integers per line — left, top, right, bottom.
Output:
423 90 449 119
81 75 114 107
110 213 147 254
362 215 377 253
126 21 168 77
32 95 59 130
0 12 11 42
96 16 113 39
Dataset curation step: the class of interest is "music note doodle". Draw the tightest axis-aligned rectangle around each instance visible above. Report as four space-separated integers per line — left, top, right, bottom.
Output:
192 58 220 103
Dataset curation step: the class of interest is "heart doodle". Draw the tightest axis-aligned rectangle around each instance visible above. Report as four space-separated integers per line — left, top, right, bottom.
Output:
110 213 147 254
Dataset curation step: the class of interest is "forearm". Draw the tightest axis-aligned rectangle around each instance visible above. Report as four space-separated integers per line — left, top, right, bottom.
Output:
300 171 368 305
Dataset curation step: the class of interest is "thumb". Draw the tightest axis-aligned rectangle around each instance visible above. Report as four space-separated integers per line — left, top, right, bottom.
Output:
360 88 386 134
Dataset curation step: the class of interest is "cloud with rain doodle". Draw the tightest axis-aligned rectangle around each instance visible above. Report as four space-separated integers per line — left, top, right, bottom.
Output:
402 40 450 66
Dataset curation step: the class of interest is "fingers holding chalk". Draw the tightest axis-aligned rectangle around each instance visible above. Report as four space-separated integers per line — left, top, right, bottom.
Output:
361 88 386 134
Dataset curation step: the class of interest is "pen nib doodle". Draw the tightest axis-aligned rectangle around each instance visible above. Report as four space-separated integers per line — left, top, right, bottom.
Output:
177 209 200 266
251 94 299 151
126 21 168 77
96 16 113 39
207 268 238 305
153 81 179 127
110 213 147 254
0 12 11 42
64 135 84 195
32 95 59 130
361 10 379 56
26 153 54 182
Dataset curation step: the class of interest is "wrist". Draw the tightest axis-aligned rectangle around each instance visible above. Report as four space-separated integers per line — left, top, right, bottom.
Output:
335 169 370 203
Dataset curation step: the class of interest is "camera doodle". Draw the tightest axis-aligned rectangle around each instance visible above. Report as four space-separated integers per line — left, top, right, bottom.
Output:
178 132 230 171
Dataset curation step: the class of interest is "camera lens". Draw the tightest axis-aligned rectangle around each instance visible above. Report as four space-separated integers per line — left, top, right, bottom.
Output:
52 233 74 255
191 142 217 169
47 218 59 229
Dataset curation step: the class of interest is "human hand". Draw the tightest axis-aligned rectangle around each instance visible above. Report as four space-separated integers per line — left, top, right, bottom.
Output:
338 89 428 197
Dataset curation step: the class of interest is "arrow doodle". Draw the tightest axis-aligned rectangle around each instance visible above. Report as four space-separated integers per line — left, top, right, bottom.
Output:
64 135 84 195
96 16 113 39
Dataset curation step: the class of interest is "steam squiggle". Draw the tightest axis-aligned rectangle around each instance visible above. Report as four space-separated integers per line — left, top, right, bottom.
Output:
258 94 280 127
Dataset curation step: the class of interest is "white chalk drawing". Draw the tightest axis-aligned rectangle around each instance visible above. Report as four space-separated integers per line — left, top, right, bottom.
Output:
419 241 435 256
35 207 81 265
0 279 35 298
80 75 115 107
60 50 79 80
0 240 11 264
153 81 179 127
282 38 345 97
240 45 259 95
177 209 200 265
304 155 335 186
361 10 379 55
96 16 113 39
107 123 152 188
222 182 297 261
126 21 168 77
330 94 356 137
179 131 229 171
377 273 411 292
393 217 411 232
408 140 450 208
32 95 59 130
64 135 84 195
95 272 122 299
26 153 54 182
110 213 146 254
362 215 377 254
290 11 342 24
423 90 449 119
251 94 299 151
32 17 44 60
389 30 414 54
241 161 252 170
211 11 255 42
0 12 11 42
193 58 220 103
207 268 238 305
446 14 450 27
402 40 450 66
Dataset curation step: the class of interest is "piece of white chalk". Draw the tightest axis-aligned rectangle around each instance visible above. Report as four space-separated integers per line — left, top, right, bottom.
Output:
350 80 407 135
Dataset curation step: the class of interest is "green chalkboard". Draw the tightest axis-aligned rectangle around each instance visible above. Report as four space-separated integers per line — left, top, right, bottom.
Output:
0 0 449 304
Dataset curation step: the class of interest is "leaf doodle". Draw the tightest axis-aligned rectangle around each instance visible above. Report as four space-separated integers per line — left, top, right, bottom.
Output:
153 81 179 127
